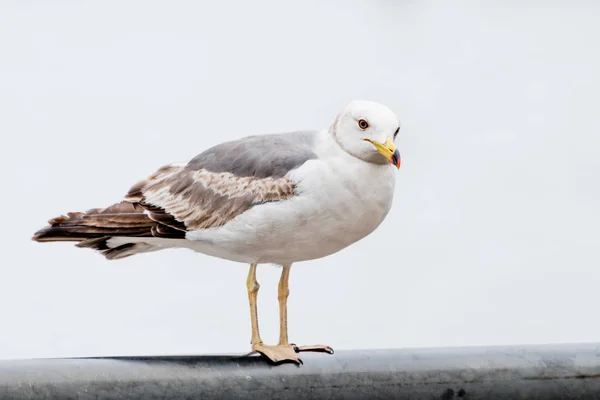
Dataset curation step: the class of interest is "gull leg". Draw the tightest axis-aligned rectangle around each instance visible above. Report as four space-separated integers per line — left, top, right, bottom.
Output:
246 263 301 364
277 264 291 345
246 263 262 347
278 265 334 355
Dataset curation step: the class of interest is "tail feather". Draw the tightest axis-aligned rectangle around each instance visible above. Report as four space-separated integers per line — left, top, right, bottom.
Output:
74 236 159 260
32 225 152 241
76 236 112 249
32 201 160 259
32 201 153 242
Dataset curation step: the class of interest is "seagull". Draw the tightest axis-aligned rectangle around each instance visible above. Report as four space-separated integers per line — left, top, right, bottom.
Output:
32 100 402 364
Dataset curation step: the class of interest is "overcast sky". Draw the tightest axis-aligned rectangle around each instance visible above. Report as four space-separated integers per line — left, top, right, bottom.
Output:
1 1 599 360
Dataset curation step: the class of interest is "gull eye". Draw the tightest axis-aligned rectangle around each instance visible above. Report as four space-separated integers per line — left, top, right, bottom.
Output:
394 126 400 139
358 119 369 130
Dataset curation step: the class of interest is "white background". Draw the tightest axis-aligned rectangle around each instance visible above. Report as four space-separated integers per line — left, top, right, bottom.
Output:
1 1 599 360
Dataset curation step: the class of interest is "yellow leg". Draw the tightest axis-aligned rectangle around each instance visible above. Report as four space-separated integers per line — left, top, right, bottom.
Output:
277 265 291 345
246 263 262 346
276 264 334 355
246 263 334 365
246 263 300 364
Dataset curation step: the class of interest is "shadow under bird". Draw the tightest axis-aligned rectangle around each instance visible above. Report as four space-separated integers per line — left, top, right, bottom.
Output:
32 100 402 365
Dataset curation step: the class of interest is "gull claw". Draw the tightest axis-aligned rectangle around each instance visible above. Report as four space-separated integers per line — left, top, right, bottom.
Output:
295 344 335 354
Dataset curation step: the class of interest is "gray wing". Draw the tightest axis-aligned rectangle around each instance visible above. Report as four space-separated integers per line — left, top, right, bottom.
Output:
186 130 317 178
124 131 318 237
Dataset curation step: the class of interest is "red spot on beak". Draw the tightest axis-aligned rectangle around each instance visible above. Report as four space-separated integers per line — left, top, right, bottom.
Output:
392 149 401 169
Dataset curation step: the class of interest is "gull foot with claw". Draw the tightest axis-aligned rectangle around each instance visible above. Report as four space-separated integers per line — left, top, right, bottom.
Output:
252 343 334 364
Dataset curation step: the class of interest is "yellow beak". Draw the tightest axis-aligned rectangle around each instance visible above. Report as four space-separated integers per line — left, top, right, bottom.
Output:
364 137 401 169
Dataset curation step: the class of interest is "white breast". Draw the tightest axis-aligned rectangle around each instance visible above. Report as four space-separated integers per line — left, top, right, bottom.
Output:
185 131 397 264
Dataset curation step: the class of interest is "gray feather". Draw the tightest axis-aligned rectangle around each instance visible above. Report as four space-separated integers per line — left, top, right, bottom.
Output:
186 131 318 178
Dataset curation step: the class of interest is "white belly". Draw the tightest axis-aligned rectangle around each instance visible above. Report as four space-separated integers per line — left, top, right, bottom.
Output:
185 158 396 265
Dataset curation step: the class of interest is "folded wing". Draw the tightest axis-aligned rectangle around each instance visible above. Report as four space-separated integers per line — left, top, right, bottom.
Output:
32 131 317 259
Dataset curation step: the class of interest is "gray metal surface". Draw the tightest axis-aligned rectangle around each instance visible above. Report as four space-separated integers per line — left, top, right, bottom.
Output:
1 343 599 399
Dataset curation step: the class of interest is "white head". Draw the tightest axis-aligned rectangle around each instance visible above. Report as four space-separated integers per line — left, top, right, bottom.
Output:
331 100 401 168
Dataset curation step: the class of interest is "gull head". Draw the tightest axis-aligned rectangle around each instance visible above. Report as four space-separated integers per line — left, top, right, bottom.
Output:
331 100 401 169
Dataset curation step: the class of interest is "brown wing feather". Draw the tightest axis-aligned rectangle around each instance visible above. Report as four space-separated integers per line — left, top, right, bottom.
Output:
32 163 296 246
33 159 298 260
32 201 153 242
124 164 296 234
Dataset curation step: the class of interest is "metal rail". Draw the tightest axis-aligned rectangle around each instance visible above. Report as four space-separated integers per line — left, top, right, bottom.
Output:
1 343 599 399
